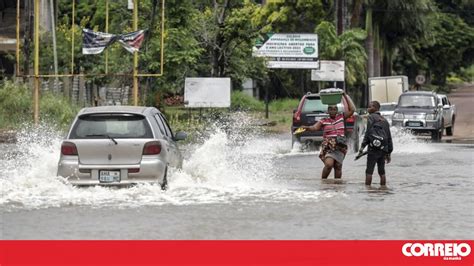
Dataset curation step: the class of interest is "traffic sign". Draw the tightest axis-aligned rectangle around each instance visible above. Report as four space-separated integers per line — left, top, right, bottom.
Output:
415 75 426 84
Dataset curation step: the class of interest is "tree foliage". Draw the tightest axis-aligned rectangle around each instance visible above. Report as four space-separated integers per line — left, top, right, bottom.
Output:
316 21 367 86
20 0 474 104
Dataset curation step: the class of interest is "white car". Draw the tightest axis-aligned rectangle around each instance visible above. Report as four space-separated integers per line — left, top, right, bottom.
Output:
379 102 397 125
57 106 187 189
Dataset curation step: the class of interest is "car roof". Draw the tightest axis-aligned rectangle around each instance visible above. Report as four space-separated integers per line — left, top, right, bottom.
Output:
78 106 155 115
304 92 320 98
401 91 437 96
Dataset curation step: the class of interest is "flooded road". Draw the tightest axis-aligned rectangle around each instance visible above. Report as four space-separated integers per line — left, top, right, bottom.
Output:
1 124 473 239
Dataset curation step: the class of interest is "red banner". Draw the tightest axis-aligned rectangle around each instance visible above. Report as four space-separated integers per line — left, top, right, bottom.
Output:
0 240 472 265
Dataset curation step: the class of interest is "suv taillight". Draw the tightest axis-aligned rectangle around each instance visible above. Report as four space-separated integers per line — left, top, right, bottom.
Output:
143 141 162 155
61 142 78 155
293 111 301 123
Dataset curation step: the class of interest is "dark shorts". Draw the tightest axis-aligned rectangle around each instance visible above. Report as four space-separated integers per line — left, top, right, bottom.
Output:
366 150 386 175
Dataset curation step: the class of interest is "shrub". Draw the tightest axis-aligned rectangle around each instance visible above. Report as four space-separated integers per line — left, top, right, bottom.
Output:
230 90 264 111
0 79 80 130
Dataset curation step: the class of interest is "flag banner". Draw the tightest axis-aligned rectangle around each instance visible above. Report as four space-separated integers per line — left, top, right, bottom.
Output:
118 29 146 53
82 28 117 54
1 240 473 265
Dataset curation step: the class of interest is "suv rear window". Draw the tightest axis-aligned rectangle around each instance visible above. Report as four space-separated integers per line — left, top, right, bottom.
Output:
70 114 153 139
302 97 344 113
399 95 435 108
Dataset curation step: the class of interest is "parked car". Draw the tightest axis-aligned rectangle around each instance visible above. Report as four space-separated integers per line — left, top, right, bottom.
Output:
437 94 456 136
392 91 444 141
57 106 187 189
379 102 397 125
291 92 364 151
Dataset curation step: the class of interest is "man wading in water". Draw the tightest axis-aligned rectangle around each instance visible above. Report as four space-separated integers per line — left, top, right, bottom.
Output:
301 92 356 179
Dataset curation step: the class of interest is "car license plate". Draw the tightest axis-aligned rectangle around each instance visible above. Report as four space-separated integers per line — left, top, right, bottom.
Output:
99 170 120 183
408 122 421 127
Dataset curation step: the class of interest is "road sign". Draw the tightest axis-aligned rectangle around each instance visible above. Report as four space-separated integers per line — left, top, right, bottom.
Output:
416 75 426 85
253 33 319 69
184 78 231 108
311 60 345 81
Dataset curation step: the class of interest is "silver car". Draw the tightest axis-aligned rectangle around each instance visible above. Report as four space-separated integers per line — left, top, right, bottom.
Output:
57 106 186 189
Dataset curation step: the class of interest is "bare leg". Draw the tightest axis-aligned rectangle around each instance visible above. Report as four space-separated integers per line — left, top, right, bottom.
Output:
334 161 342 179
380 174 386 186
365 174 372 186
322 158 334 179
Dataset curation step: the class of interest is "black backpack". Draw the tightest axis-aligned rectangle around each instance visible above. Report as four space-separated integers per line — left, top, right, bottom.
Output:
367 115 388 152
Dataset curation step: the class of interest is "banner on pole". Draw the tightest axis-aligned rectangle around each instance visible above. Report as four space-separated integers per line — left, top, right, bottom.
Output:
82 29 117 55
118 30 146 54
82 29 146 55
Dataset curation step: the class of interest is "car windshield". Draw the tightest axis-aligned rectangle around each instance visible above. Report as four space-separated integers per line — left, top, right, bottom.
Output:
380 104 397 111
302 98 344 113
398 95 435 108
70 113 153 139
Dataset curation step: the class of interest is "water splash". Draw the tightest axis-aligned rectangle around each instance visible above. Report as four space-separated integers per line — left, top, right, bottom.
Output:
0 117 339 211
389 126 440 154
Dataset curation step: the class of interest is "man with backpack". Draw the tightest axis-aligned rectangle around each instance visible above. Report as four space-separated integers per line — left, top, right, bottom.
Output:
358 101 393 186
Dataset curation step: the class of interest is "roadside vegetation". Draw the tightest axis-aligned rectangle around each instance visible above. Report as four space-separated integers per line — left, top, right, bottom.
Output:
0 79 296 136
0 79 80 130
1 0 473 135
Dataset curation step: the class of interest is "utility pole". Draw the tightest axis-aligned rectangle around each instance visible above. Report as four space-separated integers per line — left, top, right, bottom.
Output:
33 0 40 125
133 0 139 106
50 0 58 91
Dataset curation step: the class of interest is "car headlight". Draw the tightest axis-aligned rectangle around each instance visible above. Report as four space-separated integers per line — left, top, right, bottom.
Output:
425 114 436 120
393 113 404 119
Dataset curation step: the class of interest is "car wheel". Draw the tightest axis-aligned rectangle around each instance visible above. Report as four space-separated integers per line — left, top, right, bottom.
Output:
431 129 442 141
446 118 454 136
161 167 168 190
291 134 300 149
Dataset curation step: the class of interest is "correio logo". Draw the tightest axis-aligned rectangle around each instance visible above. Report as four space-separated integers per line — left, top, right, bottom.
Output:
402 243 471 260
303 47 315 55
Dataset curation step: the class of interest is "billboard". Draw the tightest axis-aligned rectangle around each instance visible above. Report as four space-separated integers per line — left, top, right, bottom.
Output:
253 33 319 69
184 78 231 108
311 60 345 81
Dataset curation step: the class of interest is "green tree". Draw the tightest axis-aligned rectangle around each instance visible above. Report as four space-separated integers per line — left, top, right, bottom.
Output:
315 21 367 87
363 0 434 77
419 13 474 87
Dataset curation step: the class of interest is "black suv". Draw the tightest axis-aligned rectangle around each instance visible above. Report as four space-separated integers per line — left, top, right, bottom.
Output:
291 92 364 151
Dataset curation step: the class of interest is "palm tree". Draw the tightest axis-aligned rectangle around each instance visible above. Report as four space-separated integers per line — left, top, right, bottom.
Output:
365 0 434 76
315 21 367 86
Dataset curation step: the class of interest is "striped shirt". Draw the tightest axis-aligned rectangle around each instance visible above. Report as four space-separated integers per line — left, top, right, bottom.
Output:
320 113 345 138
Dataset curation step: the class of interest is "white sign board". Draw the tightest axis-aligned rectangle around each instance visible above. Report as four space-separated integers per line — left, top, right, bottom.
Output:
184 78 231 108
311 60 345 81
253 33 319 69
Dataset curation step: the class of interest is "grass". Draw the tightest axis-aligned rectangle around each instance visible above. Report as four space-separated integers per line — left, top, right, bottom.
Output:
0 79 81 131
163 94 300 136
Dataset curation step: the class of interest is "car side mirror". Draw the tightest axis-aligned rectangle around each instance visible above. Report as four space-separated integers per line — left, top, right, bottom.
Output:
437 103 443 108
173 131 187 141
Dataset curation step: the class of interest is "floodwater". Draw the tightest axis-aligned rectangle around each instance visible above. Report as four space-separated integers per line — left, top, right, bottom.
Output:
1 119 473 240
